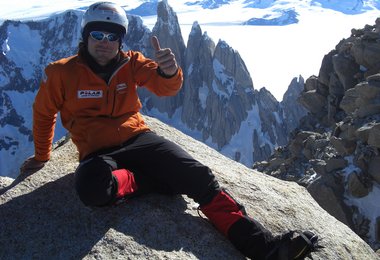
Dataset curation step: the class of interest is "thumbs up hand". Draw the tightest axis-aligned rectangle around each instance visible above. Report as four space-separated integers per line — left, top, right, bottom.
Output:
151 36 178 77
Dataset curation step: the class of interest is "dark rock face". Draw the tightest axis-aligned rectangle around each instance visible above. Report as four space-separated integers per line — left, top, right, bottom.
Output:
254 18 380 250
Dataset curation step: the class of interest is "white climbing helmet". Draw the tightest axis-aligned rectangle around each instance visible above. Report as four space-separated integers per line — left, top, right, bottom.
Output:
81 2 128 35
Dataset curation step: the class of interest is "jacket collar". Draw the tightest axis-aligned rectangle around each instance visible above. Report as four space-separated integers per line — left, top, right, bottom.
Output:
77 44 128 83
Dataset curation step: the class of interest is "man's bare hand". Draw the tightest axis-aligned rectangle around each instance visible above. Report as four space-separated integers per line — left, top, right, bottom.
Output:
20 156 46 176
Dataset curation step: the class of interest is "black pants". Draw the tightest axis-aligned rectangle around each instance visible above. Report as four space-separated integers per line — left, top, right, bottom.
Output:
74 131 284 259
75 131 220 206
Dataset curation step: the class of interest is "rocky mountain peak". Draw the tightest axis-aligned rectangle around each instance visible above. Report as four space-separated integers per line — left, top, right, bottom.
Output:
214 39 253 89
255 18 380 251
152 0 185 66
280 76 308 133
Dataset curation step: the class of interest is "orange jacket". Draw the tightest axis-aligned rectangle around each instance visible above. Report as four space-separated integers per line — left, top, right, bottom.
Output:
33 50 183 161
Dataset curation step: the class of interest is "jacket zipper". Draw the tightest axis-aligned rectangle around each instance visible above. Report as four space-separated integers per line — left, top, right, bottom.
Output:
108 57 131 116
107 56 130 86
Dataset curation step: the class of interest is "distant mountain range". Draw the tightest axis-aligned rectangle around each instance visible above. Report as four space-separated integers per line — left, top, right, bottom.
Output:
127 0 380 24
0 1 307 177
130 0 379 13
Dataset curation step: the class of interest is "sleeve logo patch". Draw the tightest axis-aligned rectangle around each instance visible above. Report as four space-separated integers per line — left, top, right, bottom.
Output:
78 90 103 99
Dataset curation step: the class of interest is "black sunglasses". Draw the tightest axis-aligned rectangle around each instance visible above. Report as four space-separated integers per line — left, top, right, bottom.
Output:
90 31 120 42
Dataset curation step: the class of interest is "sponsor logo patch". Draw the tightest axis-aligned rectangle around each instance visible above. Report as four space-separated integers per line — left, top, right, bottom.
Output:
78 90 103 99
116 83 128 91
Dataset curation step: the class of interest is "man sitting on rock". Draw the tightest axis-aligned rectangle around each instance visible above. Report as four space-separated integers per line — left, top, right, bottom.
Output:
21 2 319 259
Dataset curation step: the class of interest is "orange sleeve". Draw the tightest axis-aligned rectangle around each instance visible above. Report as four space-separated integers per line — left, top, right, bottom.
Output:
130 51 183 96
33 64 64 161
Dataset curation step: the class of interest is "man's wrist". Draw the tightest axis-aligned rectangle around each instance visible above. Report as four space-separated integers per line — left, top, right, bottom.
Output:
157 67 178 78
34 154 50 163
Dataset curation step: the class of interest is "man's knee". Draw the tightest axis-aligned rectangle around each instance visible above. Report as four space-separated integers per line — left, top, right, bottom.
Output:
74 157 116 206
188 164 220 206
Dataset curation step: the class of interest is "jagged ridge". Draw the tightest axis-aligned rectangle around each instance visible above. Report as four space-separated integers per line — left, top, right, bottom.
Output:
254 18 380 251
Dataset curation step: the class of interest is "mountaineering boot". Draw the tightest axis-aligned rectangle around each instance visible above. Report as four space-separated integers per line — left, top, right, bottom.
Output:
200 189 320 259
265 230 321 260
227 212 277 259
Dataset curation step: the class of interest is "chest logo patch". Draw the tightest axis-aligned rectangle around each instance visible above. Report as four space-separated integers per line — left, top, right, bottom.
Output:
116 83 128 92
78 90 103 99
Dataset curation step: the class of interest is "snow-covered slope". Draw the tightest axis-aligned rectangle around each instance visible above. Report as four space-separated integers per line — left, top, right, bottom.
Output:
310 0 380 14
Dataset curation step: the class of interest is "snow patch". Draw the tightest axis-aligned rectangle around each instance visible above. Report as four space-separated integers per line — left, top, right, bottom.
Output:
221 103 262 165
346 183 380 247
4 90 35 127
187 63 193 76
2 37 10 55
273 111 281 124
310 0 374 14
198 82 209 109
342 156 380 247
6 24 42 79
0 124 33 178
213 58 235 98
0 69 10 87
